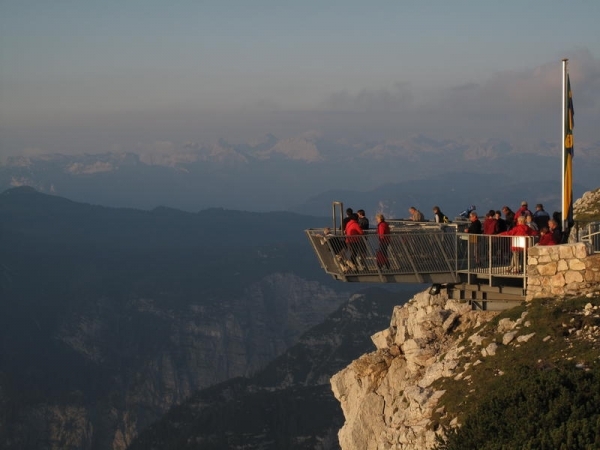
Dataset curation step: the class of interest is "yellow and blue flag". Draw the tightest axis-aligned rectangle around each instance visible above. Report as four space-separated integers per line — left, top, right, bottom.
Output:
563 74 574 225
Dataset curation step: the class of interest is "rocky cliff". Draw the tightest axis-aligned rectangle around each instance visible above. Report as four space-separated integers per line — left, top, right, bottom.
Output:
2 273 348 450
331 288 600 449
573 186 600 221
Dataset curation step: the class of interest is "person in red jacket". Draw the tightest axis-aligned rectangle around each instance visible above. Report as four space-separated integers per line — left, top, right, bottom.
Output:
345 213 365 270
514 201 532 222
376 213 391 269
499 215 538 273
483 210 500 235
537 226 558 246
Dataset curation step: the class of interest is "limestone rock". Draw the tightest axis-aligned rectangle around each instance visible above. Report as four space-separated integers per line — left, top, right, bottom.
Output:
331 290 500 450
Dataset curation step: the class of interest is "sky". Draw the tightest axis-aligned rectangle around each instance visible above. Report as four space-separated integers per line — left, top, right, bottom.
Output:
1 0 599 158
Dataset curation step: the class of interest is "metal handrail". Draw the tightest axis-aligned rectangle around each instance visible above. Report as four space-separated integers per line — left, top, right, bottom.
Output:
307 229 457 274
574 221 600 253
456 233 536 290
306 228 537 286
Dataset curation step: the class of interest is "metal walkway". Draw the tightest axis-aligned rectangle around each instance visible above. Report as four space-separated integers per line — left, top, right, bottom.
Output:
306 222 535 309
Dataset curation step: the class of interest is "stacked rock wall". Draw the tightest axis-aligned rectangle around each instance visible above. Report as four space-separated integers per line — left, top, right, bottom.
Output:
527 242 600 300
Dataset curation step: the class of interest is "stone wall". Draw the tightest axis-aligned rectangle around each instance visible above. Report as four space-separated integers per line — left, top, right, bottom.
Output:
527 242 600 300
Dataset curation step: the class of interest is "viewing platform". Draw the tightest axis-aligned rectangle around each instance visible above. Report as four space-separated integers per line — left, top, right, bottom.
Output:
306 221 536 309
306 202 600 310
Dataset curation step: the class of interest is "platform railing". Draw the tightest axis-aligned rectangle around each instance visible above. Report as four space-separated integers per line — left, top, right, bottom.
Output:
457 234 536 290
575 221 600 253
306 228 459 283
306 227 536 286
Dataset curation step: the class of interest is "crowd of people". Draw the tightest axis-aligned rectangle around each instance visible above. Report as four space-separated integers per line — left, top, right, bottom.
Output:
335 207 390 270
460 201 565 246
459 201 566 272
320 201 567 273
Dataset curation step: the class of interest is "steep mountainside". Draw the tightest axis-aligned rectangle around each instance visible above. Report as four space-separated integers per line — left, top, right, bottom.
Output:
127 288 418 450
0 187 352 450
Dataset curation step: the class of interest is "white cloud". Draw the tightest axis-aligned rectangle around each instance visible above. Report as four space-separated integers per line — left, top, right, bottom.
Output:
321 82 414 112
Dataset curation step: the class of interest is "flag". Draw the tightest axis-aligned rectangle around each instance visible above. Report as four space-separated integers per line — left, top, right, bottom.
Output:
563 74 574 226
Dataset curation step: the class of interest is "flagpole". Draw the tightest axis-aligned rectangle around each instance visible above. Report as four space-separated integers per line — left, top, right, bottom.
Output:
561 58 567 231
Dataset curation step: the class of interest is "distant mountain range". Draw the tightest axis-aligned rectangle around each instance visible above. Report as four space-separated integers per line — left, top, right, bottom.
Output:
1 134 598 218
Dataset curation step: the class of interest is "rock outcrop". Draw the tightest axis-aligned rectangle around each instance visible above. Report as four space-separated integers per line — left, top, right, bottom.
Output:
573 187 600 221
331 291 494 449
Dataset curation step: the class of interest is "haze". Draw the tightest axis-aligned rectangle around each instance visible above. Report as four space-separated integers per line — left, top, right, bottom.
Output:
1 0 600 159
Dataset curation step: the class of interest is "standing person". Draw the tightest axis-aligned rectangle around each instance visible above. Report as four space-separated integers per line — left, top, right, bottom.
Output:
408 206 425 222
533 204 550 229
494 210 509 263
515 201 532 220
357 209 370 230
499 215 538 273
464 211 483 265
464 211 482 234
482 210 499 265
345 213 365 270
502 206 515 231
432 206 449 224
483 210 499 235
495 210 507 233
375 213 391 269
341 208 353 231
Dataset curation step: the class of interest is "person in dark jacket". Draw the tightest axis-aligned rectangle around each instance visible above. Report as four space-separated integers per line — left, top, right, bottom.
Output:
464 211 483 265
432 206 449 224
357 209 369 230
341 208 353 231
548 219 563 245
464 211 482 234
495 210 507 233
533 204 550 229
502 206 515 231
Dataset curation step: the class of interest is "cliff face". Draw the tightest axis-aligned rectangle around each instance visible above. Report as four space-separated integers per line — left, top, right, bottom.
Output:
127 288 417 450
2 273 347 450
331 291 489 449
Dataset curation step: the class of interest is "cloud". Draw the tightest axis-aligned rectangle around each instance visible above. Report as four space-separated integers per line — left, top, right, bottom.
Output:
452 82 479 92
2 50 598 159
321 82 414 112
312 48 600 143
